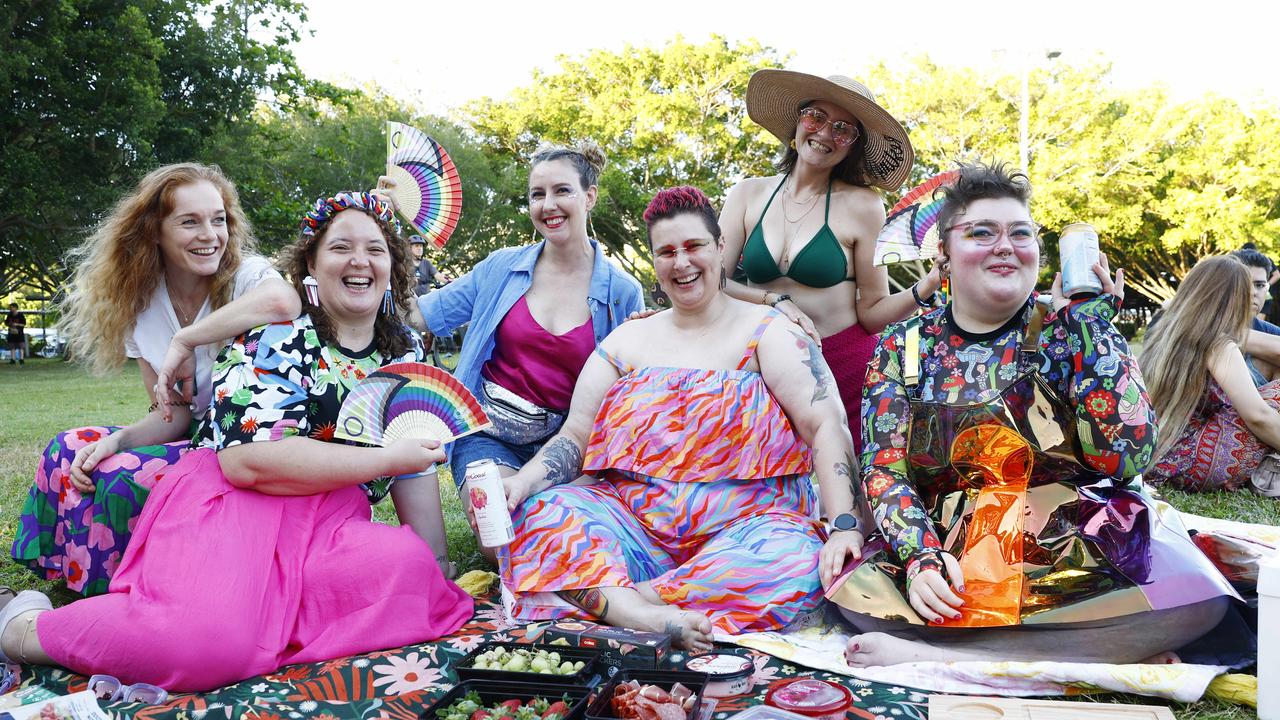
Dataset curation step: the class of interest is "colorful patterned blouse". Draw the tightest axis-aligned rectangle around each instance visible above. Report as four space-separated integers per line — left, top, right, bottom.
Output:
584 312 812 483
860 294 1157 578
194 316 423 503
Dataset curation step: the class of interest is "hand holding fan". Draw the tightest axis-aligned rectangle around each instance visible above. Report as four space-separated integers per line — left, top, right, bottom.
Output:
874 170 961 266
335 362 490 447
386 121 463 248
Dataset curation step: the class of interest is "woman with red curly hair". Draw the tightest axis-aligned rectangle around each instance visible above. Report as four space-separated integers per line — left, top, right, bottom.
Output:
497 186 867 650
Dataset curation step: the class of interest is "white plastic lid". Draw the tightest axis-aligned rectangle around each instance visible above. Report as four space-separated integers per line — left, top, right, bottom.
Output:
723 706 812 720
1259 554 1280 597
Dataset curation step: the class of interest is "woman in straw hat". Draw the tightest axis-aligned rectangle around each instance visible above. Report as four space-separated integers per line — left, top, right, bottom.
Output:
721 70 942 452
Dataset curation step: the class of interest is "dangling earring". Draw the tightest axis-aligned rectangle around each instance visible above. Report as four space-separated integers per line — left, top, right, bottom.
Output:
719 267 728 291
789 139 797 149
381 287 394 315
303 275 320 306
651 282 669 307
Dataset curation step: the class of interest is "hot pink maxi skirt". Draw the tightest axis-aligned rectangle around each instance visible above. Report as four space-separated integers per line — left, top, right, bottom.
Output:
36 448 473 692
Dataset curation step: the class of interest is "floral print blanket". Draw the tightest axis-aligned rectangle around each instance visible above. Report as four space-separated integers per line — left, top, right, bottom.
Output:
6 598 929 720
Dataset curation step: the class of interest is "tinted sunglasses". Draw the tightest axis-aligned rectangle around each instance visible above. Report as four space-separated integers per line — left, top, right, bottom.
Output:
87 674 169 704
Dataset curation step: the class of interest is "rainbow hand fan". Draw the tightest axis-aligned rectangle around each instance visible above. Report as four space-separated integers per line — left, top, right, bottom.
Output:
334 362 489 446
386 121 463 248
874 170 961 266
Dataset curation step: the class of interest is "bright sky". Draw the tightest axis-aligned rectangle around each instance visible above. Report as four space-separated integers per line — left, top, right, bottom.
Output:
293 0 1277 114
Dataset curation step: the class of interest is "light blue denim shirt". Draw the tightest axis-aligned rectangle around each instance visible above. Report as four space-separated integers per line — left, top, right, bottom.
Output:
419 239 645 416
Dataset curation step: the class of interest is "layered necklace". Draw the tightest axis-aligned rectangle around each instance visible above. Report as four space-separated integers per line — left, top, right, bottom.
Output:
778 177 821 273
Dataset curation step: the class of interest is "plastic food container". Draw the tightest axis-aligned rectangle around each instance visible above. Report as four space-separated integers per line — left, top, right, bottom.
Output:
723 706 813 720
456 641 602 686
684 653 753 698
764 679 854 720
422 680 592 720
586 669 707 720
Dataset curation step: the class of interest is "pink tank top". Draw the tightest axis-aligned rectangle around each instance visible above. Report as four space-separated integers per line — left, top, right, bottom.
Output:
481 295 595 411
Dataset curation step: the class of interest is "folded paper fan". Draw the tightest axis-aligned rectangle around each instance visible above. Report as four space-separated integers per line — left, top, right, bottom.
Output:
874 170 961 266
386 121 463 248
334 362 489 446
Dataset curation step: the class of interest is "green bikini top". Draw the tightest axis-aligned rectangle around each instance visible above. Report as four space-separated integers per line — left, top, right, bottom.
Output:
741 176 852 288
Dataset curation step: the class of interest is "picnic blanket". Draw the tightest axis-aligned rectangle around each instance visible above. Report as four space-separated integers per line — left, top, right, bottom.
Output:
4 510 1266 718
2 597 931 720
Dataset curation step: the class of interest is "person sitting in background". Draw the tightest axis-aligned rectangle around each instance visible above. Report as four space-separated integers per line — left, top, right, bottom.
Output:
11 163 300 596
498 187 866 651
1143 255 1280 493
1230 246 1280 385
0 192 472 692
831 163 1235 666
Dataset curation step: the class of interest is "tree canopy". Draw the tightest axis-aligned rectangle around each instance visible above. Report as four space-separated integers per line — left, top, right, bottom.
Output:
6 21 1280 307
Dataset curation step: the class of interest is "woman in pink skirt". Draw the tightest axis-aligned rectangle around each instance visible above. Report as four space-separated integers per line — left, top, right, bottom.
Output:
0 192 473 692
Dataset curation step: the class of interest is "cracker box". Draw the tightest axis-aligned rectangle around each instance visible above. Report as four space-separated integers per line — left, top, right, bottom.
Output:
539 620 671 669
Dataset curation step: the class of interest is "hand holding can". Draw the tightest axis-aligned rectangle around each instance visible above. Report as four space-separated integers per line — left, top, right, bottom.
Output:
1059 223 1102 299
464 459 515 547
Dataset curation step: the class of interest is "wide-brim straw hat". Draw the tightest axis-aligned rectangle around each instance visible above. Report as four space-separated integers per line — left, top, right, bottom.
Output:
746 69 914 191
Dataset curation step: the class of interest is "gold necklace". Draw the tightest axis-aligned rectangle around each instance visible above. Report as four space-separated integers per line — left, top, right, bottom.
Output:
168 288 203 327
778 179 821 272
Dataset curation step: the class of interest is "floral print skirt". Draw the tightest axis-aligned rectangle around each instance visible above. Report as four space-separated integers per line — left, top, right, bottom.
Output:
9 426 188 596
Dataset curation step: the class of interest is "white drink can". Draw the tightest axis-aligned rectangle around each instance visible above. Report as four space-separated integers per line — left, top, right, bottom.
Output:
1059 222 1103 298
464 459 514 547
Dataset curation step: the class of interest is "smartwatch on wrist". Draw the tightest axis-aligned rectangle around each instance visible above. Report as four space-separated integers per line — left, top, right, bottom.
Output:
825 512 860 534
767 293 792 308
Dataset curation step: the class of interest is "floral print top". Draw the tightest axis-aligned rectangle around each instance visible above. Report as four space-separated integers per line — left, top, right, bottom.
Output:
859 293 1157 579
194 316 423 503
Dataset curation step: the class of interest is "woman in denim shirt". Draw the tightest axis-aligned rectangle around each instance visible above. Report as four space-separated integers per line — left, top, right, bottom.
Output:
412 142 644 557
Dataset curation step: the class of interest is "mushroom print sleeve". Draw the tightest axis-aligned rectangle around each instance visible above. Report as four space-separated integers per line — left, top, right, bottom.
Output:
1038 294 1158 478
860 321 946 583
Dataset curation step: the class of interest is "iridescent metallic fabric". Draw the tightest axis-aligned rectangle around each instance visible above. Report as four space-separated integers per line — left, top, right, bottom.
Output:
830 299 1237 627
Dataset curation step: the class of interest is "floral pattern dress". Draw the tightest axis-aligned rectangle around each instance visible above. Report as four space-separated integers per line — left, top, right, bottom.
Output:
828 294 1237 626
197 318 417 503
1146 377 1280 491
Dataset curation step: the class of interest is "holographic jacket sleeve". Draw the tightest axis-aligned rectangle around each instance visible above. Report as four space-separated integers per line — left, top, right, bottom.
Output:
860 319 946 582
1038 294 1159 478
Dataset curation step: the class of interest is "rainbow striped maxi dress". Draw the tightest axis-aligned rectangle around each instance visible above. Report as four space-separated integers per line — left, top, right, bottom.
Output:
503 312 827 634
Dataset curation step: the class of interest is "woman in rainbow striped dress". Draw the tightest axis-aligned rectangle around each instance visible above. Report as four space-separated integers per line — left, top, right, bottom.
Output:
494 187 866 651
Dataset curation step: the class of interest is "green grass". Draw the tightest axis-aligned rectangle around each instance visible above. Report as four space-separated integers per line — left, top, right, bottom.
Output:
0 359 1268 719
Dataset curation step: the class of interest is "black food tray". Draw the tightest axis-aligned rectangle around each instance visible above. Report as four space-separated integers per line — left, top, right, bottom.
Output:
422 679 593 720
585 669 708 720
456 642 604 687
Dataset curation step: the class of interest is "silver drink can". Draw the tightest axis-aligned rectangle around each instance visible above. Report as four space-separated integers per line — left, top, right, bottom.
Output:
1060 222 1103 298
464 459 514 547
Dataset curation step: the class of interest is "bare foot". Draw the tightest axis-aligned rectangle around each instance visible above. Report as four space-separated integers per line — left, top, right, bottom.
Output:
1139 650 1181 665
635 605 713 653
844 632 990 667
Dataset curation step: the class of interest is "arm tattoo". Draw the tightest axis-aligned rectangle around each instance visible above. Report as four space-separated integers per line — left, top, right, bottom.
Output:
790 329 834 404
561 588 609 619
835 450 860 503
540 436 583 486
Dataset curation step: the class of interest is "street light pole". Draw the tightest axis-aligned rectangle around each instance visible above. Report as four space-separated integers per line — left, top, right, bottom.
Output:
1019 50 1061 173
1020 64 1030 172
